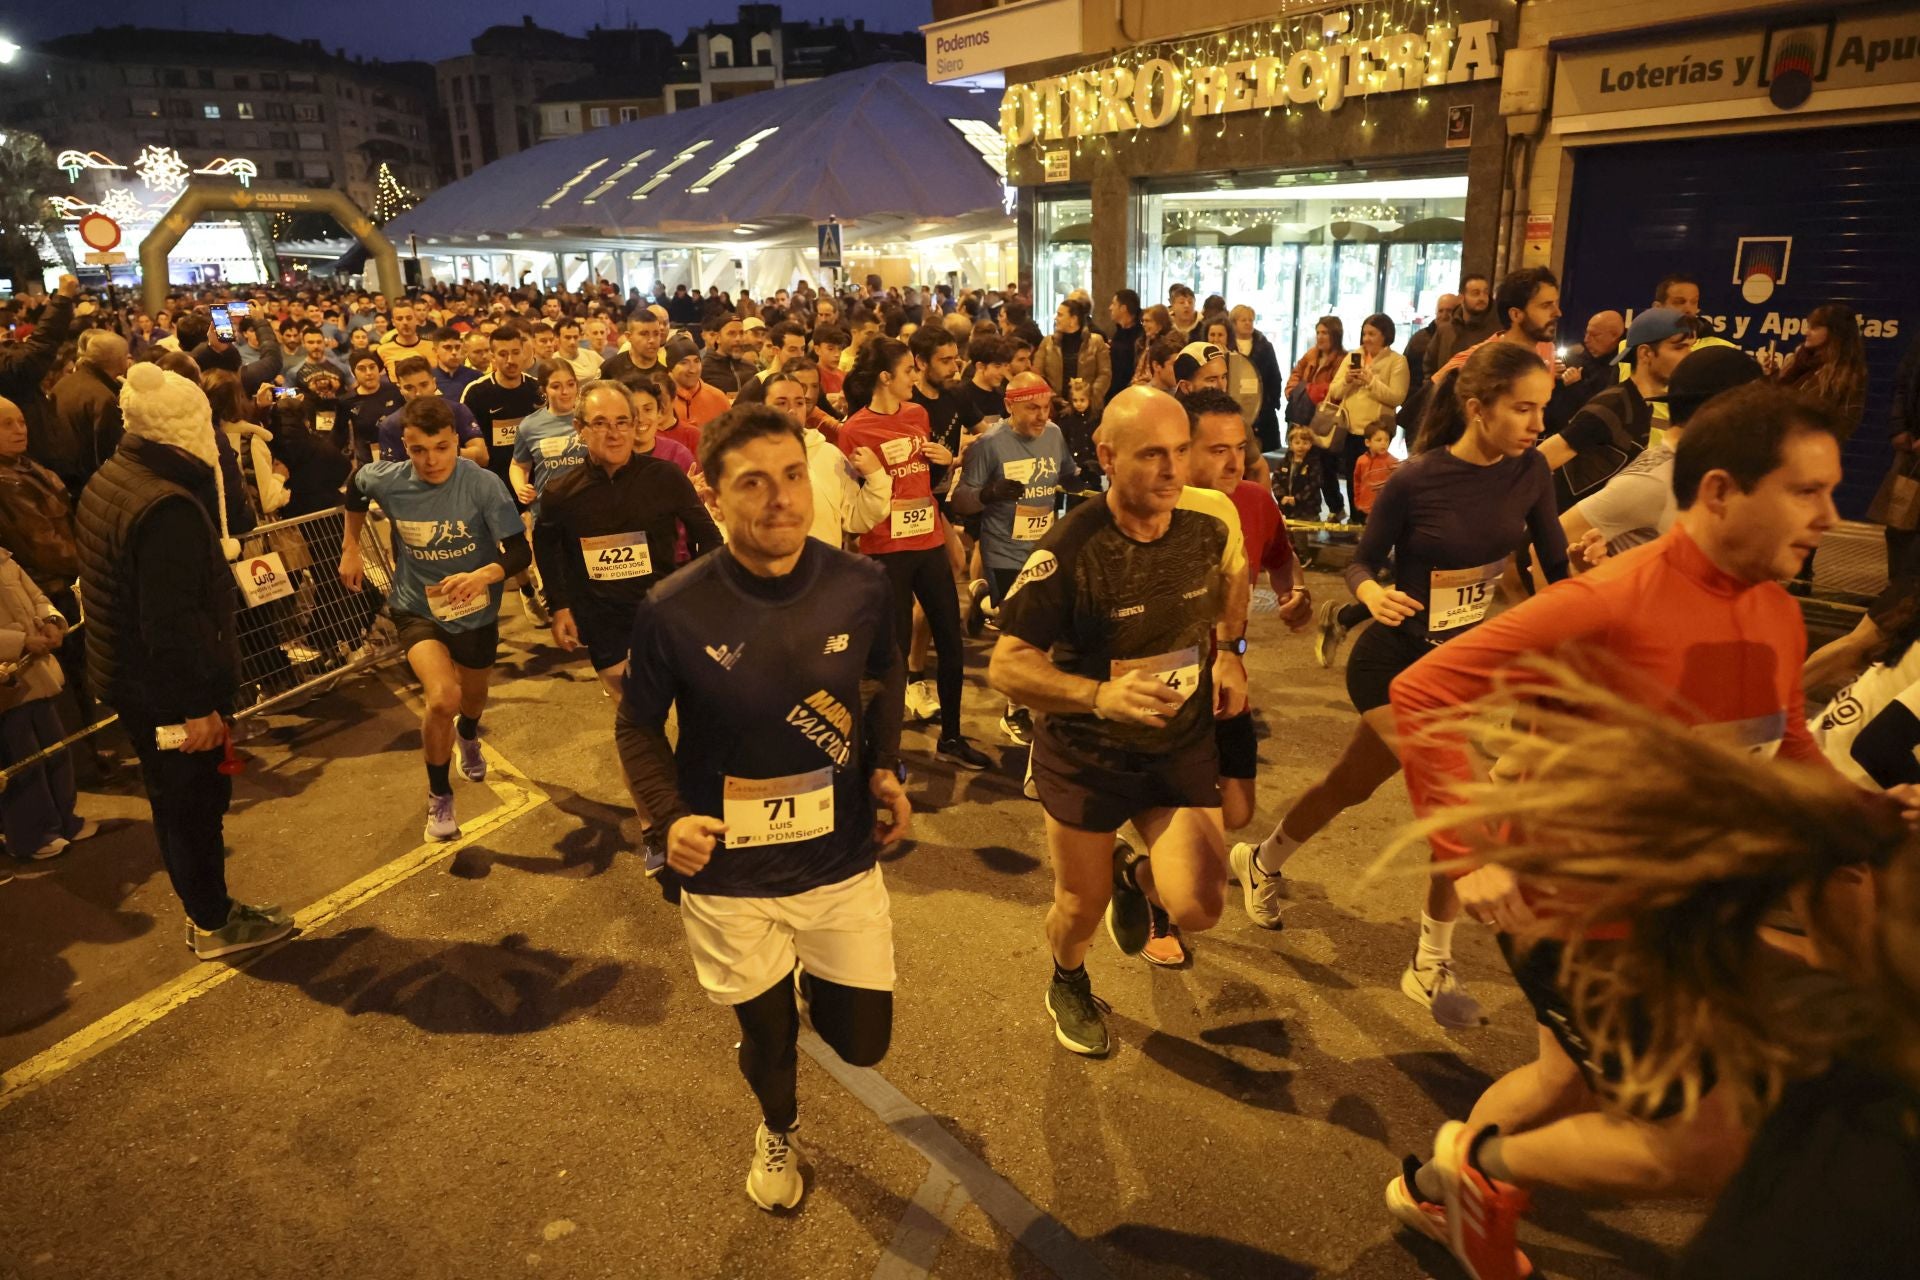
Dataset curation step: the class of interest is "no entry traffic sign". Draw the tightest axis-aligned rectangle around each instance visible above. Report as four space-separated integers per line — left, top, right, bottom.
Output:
78 213 122 252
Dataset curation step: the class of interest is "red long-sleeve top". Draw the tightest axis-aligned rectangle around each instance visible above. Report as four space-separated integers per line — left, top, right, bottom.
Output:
1390 524 1840 920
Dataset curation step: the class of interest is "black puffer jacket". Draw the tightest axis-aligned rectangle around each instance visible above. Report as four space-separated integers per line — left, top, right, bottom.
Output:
75 436 240 722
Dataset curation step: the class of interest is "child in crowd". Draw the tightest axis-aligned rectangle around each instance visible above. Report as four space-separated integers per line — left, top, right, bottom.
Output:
1056 378 1103 488
1351 424 1399 523
1279 425 1331 521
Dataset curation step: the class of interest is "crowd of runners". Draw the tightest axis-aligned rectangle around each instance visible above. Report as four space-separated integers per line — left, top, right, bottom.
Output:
4 264 1917 1278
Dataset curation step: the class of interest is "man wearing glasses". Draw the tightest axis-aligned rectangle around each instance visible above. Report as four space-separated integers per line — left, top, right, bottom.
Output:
533 380 723 695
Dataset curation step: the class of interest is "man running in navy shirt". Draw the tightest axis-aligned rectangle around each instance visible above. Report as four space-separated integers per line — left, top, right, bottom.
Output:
615 403 911 1213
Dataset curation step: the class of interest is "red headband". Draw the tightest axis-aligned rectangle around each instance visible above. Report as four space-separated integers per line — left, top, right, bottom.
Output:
1004 381 1051 404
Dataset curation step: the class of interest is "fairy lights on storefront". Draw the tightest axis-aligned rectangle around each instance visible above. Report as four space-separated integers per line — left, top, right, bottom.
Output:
999 2 1502 157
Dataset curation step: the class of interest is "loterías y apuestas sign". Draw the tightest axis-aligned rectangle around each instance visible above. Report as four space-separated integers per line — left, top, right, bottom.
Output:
1000 10 1502 147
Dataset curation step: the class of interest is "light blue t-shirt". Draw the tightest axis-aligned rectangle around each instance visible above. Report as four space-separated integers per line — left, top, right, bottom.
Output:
960 422 1078 570
510 408 587 514
350 458 522 632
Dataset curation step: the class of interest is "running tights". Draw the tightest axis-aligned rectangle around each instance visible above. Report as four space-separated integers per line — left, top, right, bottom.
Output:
732 968 893 1131
881 547 963 740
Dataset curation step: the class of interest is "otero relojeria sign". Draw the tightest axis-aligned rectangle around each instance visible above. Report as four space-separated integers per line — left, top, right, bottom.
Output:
1000 11 1501 147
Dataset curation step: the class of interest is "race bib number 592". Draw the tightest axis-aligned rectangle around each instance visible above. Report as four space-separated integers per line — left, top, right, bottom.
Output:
890 498 936 540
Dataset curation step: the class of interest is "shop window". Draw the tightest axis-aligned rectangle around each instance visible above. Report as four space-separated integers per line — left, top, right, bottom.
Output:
1137 173 1468 370
1032 194 1091 324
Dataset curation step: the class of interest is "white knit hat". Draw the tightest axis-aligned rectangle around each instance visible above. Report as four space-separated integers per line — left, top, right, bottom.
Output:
120 362 240 561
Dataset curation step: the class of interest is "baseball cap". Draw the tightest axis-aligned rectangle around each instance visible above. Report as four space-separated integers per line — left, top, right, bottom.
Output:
1613 307 1691 365
742 316 765 332
1654 345 1764 425
1174 341 1225 381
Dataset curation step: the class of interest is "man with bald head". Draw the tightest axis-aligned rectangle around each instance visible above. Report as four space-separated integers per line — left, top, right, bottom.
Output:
1547 309 1627 430
988 385 1250 1056
50 328 132 495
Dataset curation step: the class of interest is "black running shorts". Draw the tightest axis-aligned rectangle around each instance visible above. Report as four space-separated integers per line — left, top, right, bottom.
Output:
1498 933 1713 1121
1344 621 1437 714
1031 724 1221 833
395 611 499 672
573 601 636 673
1213 709 1258 780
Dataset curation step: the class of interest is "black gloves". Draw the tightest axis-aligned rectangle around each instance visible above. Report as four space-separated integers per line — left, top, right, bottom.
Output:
980 477 1027 504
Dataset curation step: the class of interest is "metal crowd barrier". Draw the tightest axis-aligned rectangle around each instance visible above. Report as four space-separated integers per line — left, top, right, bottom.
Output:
0 506 402 794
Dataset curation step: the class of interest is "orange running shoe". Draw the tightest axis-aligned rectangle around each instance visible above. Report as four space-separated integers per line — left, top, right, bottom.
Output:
1429 1122 1533 1280
1141 904 1187 967
1383 1155 1534 1278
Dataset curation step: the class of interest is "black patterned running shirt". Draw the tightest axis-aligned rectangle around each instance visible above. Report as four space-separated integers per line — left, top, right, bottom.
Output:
998 486 1246 760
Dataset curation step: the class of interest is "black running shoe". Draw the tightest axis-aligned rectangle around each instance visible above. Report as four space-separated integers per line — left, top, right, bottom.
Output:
1045 968 1111 1056
936 736 991 770
1105 838 1151 956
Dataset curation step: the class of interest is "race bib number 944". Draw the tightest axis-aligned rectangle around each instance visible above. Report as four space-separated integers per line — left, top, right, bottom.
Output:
724 768 835 847
1110 646 1201 706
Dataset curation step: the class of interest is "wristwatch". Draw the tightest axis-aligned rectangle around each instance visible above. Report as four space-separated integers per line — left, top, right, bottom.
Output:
1218 636 1249 657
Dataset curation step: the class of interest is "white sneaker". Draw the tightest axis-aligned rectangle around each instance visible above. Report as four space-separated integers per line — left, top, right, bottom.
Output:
1022 749 1038 800
1401 960 1488 1029
745 1122 804 1211
1229 841 1284 930
902 679 941 724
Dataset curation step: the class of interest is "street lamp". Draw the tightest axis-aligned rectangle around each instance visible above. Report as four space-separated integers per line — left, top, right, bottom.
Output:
0 40 20 65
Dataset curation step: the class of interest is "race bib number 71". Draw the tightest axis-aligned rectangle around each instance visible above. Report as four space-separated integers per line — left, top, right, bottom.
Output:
724 768 835 847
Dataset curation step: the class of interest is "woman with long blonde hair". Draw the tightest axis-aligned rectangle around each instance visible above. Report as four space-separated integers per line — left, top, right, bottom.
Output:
1384 670 1920 1278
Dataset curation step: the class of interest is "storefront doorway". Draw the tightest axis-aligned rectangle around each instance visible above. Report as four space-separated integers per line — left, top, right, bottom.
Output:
1133 170 1466 369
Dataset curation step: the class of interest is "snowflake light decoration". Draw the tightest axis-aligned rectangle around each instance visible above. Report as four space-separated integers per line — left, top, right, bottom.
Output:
97 186 154 223
134 145 191 194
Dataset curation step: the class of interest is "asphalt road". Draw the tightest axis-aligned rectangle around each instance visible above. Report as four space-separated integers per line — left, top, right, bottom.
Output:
0 567 1709 1280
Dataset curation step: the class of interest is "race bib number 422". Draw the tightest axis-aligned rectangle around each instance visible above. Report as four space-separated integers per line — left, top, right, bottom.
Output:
723 768 835 847
1427 560 1505 634
581 531 652 581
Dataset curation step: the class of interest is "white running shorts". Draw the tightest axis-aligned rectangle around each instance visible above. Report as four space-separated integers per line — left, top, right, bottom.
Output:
678 865 895 1006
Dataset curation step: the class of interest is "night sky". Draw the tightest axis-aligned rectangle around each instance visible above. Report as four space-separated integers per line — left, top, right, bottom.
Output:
3 1 934 64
